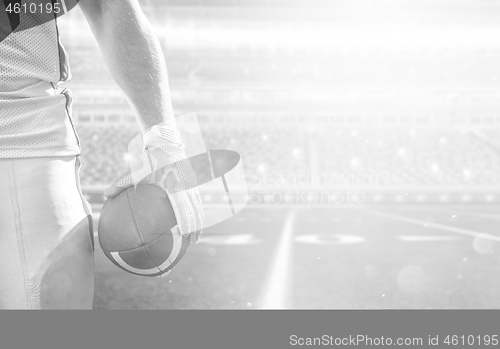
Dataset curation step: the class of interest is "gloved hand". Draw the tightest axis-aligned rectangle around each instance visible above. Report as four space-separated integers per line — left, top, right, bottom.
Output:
104 124 204 243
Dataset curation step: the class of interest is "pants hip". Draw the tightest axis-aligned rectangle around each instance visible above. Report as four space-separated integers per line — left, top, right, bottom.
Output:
0 156 94 309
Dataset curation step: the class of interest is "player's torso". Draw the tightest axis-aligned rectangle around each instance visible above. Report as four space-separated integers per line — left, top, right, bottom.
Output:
0 0 71 96
0 1 79 158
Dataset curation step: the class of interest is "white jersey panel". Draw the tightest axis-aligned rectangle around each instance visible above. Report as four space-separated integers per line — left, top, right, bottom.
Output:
0 5 79 158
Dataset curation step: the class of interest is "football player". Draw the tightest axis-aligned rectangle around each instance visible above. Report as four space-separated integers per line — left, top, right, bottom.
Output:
0 0 201 309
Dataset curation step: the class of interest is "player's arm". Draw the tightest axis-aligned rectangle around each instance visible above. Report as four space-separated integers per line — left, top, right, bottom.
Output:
78 0 173 131
78 0 203 242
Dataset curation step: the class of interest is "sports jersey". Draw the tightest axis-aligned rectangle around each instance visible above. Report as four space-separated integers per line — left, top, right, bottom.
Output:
0 1 80 158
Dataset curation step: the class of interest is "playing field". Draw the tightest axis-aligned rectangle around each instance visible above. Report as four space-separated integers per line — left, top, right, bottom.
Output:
92 204 500 309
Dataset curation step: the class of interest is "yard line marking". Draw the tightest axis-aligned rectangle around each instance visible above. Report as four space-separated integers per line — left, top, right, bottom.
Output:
198 234 262 246
440 208 500 221
391 206 500 221
370 210 500 242
398 235 463 242
258 210 296 309
295 234 364 245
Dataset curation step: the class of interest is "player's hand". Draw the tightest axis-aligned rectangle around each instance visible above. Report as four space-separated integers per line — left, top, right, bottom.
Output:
104 171 133 199
104 126 204 243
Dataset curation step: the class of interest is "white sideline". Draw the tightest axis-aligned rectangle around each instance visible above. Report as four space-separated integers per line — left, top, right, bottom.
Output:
258 210 296 309
370 210 500 242
389 206 500 221
441 208 500 221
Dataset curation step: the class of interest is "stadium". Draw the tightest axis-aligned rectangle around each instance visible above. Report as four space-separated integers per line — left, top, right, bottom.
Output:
58 0 500 308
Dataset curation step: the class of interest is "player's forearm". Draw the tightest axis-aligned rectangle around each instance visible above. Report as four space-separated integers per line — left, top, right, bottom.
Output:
81 0 173 131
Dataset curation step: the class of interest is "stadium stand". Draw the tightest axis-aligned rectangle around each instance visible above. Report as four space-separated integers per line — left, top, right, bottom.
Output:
58 0 500 203
76 123 500 189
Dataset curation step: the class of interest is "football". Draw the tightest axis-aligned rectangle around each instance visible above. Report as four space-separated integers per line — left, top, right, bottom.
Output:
97 184 190 277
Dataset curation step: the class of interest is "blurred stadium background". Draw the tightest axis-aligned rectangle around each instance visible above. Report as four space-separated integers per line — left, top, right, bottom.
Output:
57 0 500 308
61 0 500 204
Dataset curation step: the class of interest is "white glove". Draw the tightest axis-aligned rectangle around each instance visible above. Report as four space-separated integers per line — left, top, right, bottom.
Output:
104 124 204 243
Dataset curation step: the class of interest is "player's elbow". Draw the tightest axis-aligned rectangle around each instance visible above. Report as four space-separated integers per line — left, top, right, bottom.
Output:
79 0 106 23
80 0 141 35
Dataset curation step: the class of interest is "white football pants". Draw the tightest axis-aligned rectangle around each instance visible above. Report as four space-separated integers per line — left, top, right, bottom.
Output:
0 156 94 309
